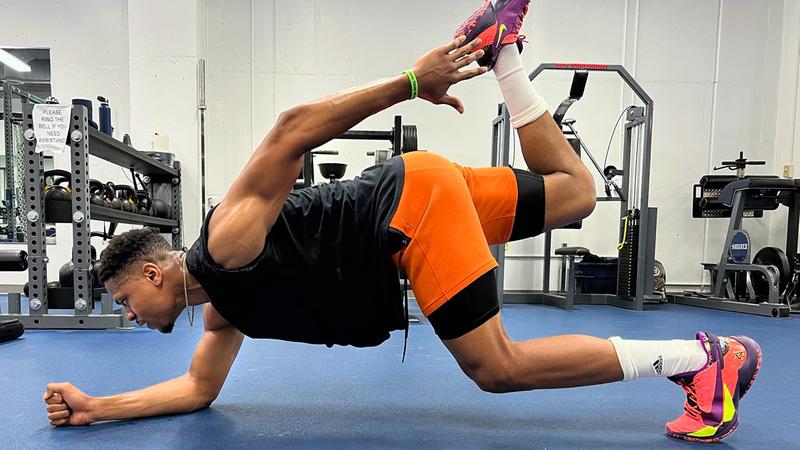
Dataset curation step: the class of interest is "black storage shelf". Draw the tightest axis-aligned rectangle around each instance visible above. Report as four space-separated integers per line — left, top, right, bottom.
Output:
89 205 178 228
87 128 179 178
45 200 178 228
5 103 181 330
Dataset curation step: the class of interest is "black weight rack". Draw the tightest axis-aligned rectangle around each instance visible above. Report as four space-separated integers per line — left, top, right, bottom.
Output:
297 115 417 188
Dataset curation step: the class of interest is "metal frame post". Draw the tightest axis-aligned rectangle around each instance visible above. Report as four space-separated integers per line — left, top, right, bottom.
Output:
23 103 49 315
392 116 402 156
712 190 747 297
69 105 93 316
542 233 552 293
636 123 655 308
615 117 650 309
490 104 511 303
564 255 577 307
621 121 633 222
7 293 21 314
786 190 800 261
171 162 183 249
302 153 314 188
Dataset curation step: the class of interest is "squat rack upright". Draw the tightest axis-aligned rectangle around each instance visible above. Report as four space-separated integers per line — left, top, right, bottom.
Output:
0 103 183 329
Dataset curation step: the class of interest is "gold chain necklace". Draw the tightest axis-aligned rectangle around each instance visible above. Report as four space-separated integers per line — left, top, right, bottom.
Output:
181 253 194 330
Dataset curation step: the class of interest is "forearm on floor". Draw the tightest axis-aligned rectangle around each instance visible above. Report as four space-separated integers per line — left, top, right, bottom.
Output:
90 373 212 422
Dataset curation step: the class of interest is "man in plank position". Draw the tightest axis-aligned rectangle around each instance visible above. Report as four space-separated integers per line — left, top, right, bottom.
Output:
44 1 760 443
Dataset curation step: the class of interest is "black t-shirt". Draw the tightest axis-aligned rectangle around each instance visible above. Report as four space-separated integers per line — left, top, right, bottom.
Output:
186 157 407 347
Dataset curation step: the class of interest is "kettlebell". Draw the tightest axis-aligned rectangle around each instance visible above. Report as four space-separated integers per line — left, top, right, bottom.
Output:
59 246 98 288
136 190 153 216
44 170 72 201
89 179 114 208
115 185 137 213
59 260 74 287
92 259 103 289
89 180 104 206
24 281 61 297
151 198 172 219
105 182 123 210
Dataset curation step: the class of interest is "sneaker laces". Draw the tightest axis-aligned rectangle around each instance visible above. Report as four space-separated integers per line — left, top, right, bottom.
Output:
680 348 729 425
681 379 705 423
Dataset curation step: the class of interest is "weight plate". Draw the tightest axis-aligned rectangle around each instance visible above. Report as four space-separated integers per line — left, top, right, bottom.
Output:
401 125 418 153
752 246 791 299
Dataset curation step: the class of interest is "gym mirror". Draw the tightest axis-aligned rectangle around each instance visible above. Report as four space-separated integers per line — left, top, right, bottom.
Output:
0 47 52 242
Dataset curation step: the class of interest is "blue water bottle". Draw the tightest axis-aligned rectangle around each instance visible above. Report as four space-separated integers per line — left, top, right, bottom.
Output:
98 96 113 136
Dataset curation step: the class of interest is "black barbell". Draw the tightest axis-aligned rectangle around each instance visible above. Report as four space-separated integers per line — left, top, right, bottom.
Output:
337 116 418 155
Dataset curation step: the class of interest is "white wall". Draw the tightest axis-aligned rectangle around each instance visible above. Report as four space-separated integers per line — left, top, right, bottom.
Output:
205 0 792 290
0 0 132 285
0 0 205 289
0 1 794 291
128 0 204 246
770 1 800 250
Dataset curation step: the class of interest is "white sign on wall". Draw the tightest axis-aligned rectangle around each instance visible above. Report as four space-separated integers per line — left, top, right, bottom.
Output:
32 104 72 154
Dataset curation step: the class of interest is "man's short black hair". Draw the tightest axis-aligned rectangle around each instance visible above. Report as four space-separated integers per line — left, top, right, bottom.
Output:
98 229 172 283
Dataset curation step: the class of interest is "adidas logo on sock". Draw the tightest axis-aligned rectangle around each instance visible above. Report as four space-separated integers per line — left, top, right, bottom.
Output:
652 355 664 375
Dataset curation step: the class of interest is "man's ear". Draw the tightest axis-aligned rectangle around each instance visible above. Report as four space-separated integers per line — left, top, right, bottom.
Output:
142 262 163 286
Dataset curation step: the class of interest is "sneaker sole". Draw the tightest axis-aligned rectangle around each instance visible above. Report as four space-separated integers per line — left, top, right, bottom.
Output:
666 416 740 443
455 1 494 42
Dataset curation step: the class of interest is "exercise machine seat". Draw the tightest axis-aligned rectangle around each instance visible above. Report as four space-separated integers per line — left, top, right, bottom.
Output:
555 246 590 257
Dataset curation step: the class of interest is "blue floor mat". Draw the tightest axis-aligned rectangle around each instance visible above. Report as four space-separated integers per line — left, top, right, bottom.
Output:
1 300 797 450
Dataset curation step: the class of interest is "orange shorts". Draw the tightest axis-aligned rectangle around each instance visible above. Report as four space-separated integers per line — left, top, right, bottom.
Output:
389 152 518 317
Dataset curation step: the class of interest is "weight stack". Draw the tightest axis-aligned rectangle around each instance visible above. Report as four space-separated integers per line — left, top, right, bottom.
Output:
617 210 640 298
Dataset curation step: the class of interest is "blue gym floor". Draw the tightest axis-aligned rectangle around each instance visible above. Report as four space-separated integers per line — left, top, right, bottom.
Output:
1 298 798 450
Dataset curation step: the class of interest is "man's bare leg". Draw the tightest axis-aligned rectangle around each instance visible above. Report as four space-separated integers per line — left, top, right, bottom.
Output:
445 315 622 392
518 113 596 230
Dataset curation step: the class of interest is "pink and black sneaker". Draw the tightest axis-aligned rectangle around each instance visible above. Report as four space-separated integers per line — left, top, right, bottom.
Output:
665 332 762 443
453 0 531 69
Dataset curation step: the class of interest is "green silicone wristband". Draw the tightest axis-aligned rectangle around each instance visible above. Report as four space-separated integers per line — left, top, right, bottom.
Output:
403 70 419 99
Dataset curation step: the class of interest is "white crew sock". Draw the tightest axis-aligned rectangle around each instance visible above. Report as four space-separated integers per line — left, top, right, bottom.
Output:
608 337 712 381
492 45 548 129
